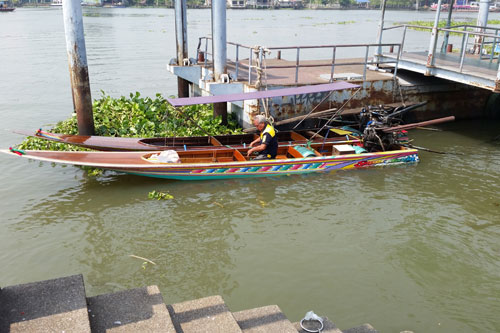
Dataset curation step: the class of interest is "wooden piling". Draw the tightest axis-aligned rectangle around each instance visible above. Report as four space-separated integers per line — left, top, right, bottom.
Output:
62 0 94 135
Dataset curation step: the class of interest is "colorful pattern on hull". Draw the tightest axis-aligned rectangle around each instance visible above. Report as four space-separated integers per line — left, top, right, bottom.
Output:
116 152 419 180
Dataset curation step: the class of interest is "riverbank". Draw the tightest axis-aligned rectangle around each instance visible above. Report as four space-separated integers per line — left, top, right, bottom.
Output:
0 274 379 332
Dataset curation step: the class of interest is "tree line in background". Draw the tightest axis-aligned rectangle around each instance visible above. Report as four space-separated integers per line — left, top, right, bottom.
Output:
15 0 427 9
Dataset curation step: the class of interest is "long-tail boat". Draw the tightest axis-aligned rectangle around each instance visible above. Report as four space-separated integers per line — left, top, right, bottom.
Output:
2 143 419 180
17 127 362 151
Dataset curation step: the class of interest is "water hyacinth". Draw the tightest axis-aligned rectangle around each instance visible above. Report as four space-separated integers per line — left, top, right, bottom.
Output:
18 92 243 151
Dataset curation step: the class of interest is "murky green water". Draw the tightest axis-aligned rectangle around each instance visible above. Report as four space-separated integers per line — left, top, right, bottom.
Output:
1 8 499 332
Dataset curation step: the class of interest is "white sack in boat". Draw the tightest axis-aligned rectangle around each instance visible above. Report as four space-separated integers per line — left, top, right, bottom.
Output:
157 150 180 163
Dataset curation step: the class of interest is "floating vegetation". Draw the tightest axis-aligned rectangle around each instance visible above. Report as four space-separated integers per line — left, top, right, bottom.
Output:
148 190 174 200
338 20 356 25
18 92 243 152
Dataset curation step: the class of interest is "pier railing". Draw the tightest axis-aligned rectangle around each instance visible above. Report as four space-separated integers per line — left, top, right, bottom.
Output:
384 24 500 73
196 37 402 85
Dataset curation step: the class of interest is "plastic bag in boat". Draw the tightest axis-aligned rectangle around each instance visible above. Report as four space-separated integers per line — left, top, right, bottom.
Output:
157 150 180 163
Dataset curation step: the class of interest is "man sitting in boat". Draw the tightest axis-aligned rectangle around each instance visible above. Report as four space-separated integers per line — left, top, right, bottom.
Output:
247 115 278 160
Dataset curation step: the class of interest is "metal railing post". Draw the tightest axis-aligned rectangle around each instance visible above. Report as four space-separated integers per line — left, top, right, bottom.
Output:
426 0 443 75
330 46 336 82
394 44 401 78
375 0 387 63
235 44 239 81
363 45 369 81
479 31 486 59
460 32 469 71
400 26 408 59
490 32 497 63
441 0 455 53
204 38 208 67
295 48 300 83
248 47 253 85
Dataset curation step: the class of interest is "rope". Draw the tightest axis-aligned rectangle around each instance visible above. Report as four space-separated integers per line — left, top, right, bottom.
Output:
308 87 362 141
394 78 406 106
292 89 336 129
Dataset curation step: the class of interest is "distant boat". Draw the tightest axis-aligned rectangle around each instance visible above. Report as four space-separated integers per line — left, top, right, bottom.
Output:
50 0 62 6
0 0 15 11
431 1 500 11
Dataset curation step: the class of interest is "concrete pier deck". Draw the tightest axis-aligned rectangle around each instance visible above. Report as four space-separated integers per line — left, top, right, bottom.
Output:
225 58 393 86
0 274 381 333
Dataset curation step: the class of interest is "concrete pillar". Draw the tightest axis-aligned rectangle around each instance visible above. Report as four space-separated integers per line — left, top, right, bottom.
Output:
426 0 443 74
474 0 490 54
175 0 189 97
62 0 94 135
441 0 455 53
211 0 227 81
211 0 227 124
477 0 490 28
375 0 387 62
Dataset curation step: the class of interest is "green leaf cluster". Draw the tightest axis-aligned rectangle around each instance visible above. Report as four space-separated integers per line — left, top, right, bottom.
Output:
148 190 174 200
17 92 243 151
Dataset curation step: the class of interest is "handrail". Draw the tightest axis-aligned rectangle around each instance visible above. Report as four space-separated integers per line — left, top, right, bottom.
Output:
196 36 401 85
381 23 500 77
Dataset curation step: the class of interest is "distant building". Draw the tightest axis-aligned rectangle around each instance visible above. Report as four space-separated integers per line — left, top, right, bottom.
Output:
246 0 273 8
227 0 245 8
355 0 369 8
278 0 302 8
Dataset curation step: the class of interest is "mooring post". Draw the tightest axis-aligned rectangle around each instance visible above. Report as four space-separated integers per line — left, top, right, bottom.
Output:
441 0 455 53
425 0 443 75
375 0 387 65
211 0 228 124
62 0 94 135
175 0 189 98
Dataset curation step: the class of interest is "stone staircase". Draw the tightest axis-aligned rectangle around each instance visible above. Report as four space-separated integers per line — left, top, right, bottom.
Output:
0 274 379 333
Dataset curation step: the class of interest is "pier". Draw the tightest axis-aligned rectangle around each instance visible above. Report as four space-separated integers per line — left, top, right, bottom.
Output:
167 0 500 128
0 275 379 332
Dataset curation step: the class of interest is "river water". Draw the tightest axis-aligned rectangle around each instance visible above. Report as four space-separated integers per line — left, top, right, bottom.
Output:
1 7 499 332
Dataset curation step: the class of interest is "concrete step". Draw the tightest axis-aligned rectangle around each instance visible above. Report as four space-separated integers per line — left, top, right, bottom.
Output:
86 285 175 332
0 274 91 332
342 323 378 333
167 295 242 333
294 316 342 333
233 305 297 333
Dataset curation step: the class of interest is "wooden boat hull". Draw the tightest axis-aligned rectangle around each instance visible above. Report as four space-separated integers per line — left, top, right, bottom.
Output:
18 129 362 151
1 146 419 181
